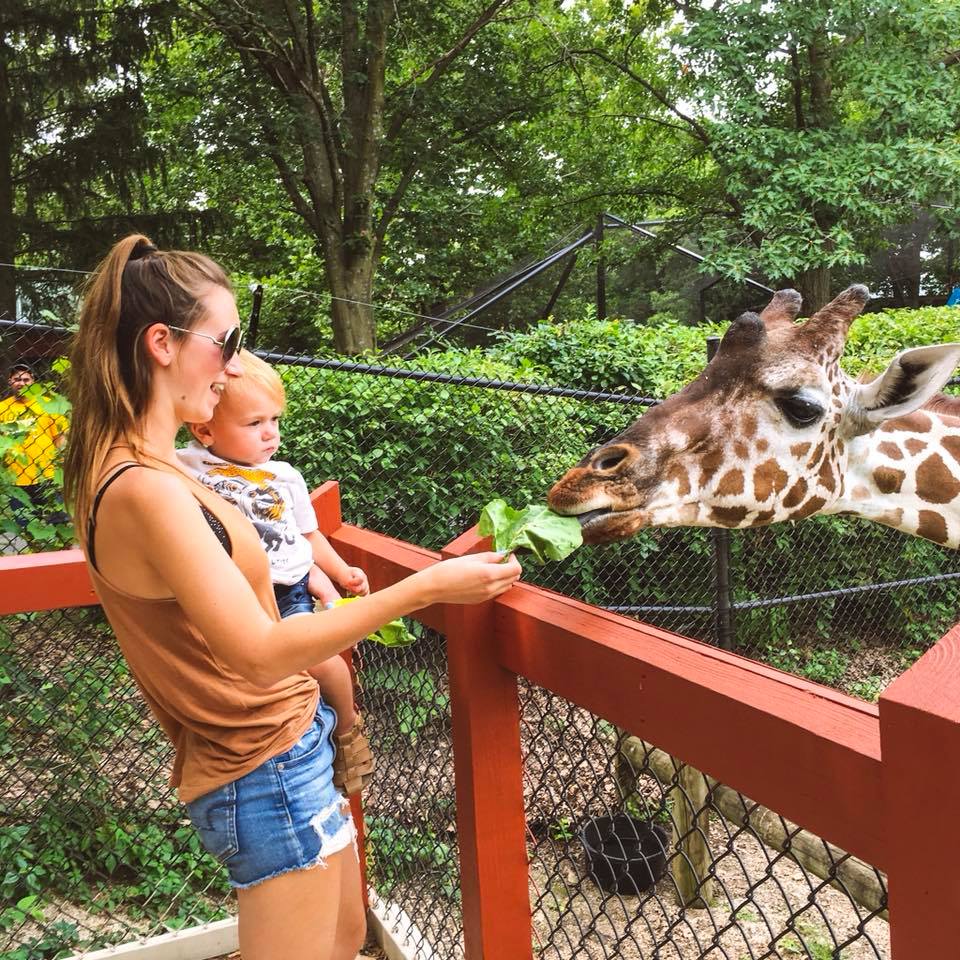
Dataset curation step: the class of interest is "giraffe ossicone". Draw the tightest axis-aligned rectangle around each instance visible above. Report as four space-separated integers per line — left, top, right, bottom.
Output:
548 285 960 547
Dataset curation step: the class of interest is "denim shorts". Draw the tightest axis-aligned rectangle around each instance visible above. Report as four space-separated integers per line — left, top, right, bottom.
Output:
274 573 315 618
185 701 356 888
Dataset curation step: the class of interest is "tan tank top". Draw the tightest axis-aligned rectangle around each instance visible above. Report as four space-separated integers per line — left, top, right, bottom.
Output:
87 459 319 803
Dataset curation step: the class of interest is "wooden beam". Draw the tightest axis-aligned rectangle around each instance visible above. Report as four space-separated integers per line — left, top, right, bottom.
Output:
0 548 97 614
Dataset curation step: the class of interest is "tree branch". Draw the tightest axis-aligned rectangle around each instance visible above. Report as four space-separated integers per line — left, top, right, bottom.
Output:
385 0 515 142
566 47 712 145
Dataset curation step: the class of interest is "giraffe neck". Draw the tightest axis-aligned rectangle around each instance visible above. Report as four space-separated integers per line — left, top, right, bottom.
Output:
828 411 960 547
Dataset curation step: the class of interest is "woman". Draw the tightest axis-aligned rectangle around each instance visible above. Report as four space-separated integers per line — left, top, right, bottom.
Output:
63 235 521 960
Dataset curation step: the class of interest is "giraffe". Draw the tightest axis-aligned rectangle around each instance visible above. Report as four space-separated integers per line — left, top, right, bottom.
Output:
547 285 960 548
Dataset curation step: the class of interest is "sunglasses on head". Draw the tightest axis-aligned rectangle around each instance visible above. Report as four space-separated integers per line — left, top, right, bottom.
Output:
167 325 244 366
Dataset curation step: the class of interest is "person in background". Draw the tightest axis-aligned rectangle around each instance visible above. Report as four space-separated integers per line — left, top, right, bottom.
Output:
178 349 374 796
63 234 521 960
0 362 70 532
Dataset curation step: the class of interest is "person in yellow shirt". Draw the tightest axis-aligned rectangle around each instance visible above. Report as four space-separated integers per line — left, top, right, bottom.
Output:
0 363 70 532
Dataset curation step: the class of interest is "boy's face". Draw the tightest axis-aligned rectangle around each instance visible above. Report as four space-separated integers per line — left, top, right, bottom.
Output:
196 386 283 466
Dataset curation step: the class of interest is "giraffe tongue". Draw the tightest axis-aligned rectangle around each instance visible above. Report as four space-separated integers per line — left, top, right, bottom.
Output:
576 508 613 528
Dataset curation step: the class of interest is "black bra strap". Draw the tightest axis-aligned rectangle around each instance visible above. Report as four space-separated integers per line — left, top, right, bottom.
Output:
87 462 143 573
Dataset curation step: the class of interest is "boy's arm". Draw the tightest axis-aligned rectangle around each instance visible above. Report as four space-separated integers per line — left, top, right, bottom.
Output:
304 529 369 595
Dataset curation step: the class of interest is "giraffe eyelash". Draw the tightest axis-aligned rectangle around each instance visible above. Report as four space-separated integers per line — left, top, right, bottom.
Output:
775 395 825 427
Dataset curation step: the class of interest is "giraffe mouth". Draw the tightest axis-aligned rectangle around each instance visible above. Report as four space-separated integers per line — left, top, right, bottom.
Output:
576 508 615 529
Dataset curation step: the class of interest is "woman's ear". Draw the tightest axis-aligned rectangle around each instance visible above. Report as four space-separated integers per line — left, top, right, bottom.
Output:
142 322 176 367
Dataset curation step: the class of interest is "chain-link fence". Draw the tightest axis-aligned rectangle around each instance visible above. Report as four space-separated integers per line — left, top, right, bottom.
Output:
2 314 956 957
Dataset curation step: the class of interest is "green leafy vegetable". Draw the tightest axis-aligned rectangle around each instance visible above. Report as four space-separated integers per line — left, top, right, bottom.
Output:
332 597 417 647
478 499 583 565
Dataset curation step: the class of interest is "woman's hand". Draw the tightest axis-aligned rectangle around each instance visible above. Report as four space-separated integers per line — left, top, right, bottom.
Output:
419 552 522 605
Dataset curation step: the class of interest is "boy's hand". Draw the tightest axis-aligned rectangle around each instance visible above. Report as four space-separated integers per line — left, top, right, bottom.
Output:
340 566 369 596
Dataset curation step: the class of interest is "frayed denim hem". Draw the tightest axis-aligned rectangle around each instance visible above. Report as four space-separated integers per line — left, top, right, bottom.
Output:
228 797 357 890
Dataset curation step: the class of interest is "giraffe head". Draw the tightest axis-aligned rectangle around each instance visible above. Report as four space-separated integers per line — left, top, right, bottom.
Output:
548 285 960 544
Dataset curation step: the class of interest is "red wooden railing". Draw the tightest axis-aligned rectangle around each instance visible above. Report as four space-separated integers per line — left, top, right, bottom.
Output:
2 480 957 959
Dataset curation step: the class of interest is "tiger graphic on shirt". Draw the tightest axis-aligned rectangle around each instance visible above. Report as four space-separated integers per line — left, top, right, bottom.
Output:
201 463 295 550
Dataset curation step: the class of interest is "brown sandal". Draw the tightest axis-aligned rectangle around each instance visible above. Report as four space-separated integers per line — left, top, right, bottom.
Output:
333 714 376 796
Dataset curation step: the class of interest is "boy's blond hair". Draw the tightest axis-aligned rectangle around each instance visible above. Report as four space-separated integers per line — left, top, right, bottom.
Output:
213 349 285 418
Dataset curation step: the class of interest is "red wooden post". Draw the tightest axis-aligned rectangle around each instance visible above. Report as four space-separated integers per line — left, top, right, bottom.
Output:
442 527 532 960
309 481 369 908
880 623 960 956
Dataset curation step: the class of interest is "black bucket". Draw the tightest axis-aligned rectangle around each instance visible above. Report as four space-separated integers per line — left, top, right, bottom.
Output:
581 815 670 895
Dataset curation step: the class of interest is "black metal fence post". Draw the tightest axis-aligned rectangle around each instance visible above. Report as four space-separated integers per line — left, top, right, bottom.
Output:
596 213 607 322
707 335 735 649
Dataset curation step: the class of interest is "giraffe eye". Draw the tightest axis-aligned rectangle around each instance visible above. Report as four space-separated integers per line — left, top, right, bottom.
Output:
775 395 824 427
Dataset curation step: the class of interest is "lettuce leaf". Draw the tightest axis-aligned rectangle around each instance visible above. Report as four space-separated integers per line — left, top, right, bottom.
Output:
331 597 417 647
478 499 583 565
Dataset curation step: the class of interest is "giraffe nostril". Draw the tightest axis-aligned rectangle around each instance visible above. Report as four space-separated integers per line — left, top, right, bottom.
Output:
593 447 629 472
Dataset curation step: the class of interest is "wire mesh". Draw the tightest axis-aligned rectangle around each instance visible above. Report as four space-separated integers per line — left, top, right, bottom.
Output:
0 606 232 957
358 626 464 959
521 682 889 960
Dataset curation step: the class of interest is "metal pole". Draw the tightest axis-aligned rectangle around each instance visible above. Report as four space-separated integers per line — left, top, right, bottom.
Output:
707 335 734 649
542 252 578 321
248 283 263 349
596 213 607 321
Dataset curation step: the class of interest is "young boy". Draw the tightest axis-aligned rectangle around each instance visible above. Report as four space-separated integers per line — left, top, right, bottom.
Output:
177 350 374 794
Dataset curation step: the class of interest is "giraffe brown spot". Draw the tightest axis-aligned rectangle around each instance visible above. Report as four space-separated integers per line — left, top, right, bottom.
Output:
943 435 960 466
711 505 748 527
756 438 769 453
734 441 749 460
917 510 948 544
790 442 811 458
817 457 837 493
852 484 871 501
753 459 789 502
716 469 745 496
832 382 840 396
783 478 808 509
752 509 775 525
789 496 826 520
742 414 757 439
877 441 903 461
666 463 691 497
806 443 824 468
700 449 724 486
837 440 845 456
886 412 932 433
872 466 905 495
905 438 927 456
916 453 960 504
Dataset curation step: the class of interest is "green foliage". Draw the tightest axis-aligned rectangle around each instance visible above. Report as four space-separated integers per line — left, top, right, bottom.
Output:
363 662 449 743
365 815 458 900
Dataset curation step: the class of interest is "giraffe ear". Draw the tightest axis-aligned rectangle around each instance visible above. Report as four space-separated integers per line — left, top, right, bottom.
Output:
848 343 960 432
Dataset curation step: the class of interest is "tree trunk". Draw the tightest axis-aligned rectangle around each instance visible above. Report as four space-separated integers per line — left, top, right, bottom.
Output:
795 264 832 313
326 260 376 354
0 39 15 321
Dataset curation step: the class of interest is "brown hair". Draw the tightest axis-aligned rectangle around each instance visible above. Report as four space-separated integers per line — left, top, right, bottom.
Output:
63 234 232 538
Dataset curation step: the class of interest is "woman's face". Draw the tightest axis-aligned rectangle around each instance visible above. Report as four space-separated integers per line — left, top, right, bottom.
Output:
169 285 244 424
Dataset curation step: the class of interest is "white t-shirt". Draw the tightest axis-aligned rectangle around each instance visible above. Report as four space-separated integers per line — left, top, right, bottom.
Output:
176 441 317 585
